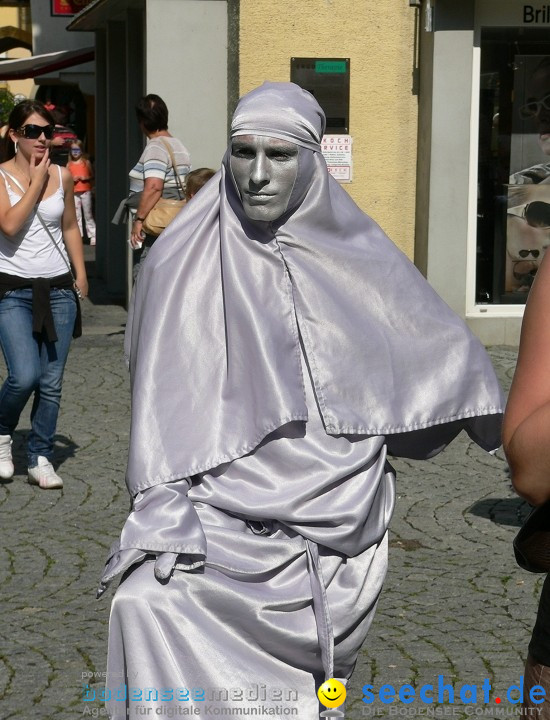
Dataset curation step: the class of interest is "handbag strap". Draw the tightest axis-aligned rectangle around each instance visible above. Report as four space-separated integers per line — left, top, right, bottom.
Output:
159 138 185 199
0 168 76 284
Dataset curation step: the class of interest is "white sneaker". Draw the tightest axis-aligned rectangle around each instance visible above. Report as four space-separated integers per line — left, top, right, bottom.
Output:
0 434 14 480
28 456 63 490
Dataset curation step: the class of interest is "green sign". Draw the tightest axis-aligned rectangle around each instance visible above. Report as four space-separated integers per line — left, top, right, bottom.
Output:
315 60 347 74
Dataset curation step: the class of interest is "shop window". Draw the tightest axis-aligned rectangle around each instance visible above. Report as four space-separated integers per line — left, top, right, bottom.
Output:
476 28 550 304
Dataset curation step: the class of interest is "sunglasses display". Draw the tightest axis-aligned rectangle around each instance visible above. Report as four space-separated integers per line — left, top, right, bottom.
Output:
519 91 550 119
523 201 550 228
17 124 55 140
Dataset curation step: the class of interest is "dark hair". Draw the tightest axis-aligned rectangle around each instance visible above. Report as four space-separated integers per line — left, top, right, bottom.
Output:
135 94 169 133
0 99 55 161
185 168 215 200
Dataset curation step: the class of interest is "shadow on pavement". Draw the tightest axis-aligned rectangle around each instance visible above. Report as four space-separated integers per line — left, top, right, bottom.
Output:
468 496 532 527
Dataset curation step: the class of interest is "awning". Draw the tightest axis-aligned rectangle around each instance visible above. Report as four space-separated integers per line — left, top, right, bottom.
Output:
67 0 132 32
0 47 94 80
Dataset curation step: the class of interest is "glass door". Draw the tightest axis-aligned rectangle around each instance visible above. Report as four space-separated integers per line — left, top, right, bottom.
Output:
476 28 550 304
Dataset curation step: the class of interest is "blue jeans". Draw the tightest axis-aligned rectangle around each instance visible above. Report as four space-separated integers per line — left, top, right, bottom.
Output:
0 288 77 467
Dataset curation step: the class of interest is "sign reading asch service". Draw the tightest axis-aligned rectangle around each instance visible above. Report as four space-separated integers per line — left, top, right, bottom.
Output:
321 135 353 183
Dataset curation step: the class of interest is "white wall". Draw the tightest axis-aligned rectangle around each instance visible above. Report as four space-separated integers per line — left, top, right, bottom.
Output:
30 0 95 54
146 0 228 170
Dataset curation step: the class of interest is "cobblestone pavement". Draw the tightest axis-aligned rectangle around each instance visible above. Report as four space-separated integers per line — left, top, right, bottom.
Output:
0 268 533 719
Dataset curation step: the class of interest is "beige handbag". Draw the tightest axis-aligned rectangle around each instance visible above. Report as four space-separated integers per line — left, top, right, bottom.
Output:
142 140 186 237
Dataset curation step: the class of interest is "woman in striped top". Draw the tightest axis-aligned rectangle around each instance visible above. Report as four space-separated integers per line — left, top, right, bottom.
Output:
129 94 191 271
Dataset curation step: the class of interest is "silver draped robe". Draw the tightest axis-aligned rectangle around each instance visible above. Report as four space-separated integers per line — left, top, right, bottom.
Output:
101 83 504 720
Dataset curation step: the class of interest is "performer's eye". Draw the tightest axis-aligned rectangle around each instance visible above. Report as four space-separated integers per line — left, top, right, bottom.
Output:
231 145 255 159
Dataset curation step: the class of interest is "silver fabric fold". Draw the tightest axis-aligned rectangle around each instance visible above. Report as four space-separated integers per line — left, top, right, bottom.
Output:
97 479 206 596
124 81 503 497
231 81 325 151
106 507 389 719
306 538 335 681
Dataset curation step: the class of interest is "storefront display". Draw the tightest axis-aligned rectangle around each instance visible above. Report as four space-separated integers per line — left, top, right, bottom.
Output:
476 29 550 303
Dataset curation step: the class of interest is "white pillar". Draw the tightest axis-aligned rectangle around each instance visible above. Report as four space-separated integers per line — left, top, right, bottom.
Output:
146 0 228 169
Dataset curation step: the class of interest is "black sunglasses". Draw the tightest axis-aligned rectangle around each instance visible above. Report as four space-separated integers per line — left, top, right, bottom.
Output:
17 123 55 140
523 201 550 230
519 92 550 119
518 248 540 258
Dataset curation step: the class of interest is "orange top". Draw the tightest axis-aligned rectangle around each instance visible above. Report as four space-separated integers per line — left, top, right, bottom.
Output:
68 159 92 193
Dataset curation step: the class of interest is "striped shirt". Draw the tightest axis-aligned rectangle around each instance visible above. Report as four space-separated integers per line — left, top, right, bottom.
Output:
129 136 191 193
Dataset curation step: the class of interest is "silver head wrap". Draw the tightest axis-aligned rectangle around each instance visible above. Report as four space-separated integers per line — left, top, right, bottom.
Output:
230 81 325 151
123 82 503 497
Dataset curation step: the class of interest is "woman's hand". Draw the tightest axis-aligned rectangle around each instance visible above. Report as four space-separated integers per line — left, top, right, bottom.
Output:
60 166 88 298
131 219 145 249
131 178 162 249
74 275 89 299
0 150 53 236
29 149 50 190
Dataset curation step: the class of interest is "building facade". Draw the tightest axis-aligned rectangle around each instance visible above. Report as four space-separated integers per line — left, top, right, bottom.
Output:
68 0 548 345
0 3 33 101
417 0 550 344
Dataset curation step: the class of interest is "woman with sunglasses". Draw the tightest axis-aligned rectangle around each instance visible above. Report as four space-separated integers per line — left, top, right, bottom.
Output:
0 99 87 489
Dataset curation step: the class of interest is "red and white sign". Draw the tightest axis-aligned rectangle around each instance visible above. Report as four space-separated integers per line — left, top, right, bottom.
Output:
51 0 94 17
321 135 353 183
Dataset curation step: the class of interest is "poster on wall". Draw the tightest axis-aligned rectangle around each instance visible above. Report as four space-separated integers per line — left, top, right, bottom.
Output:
321 135 353 183
51 0 94 17
506 54 550 293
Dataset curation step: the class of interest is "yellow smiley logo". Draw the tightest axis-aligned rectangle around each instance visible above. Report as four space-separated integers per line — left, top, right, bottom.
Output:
317 679 347 708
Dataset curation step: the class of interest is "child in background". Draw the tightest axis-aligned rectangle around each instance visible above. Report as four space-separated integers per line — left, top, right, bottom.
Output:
185 167 215 201
67 140 96 246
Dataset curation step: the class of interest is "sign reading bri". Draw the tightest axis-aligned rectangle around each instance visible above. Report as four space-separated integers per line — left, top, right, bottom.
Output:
524 4 550 22
51 0 94 16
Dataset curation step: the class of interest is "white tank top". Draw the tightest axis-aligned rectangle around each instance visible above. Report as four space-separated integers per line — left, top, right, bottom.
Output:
0 165 70 279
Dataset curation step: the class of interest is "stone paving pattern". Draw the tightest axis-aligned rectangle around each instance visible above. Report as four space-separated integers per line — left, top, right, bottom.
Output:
0 267 536 719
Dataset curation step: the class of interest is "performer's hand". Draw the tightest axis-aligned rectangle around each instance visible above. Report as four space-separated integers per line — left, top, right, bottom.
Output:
154 552 178 580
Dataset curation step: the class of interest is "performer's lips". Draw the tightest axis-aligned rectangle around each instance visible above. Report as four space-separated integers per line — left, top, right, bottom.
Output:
246 192 275 203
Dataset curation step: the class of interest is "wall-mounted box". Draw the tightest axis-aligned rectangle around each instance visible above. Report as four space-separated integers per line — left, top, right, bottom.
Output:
290 57 350 133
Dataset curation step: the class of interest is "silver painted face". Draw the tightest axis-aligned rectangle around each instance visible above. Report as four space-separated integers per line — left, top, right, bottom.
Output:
230 135 299 222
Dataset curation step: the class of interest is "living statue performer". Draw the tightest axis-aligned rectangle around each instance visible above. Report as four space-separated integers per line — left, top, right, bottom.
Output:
98 83 503 719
